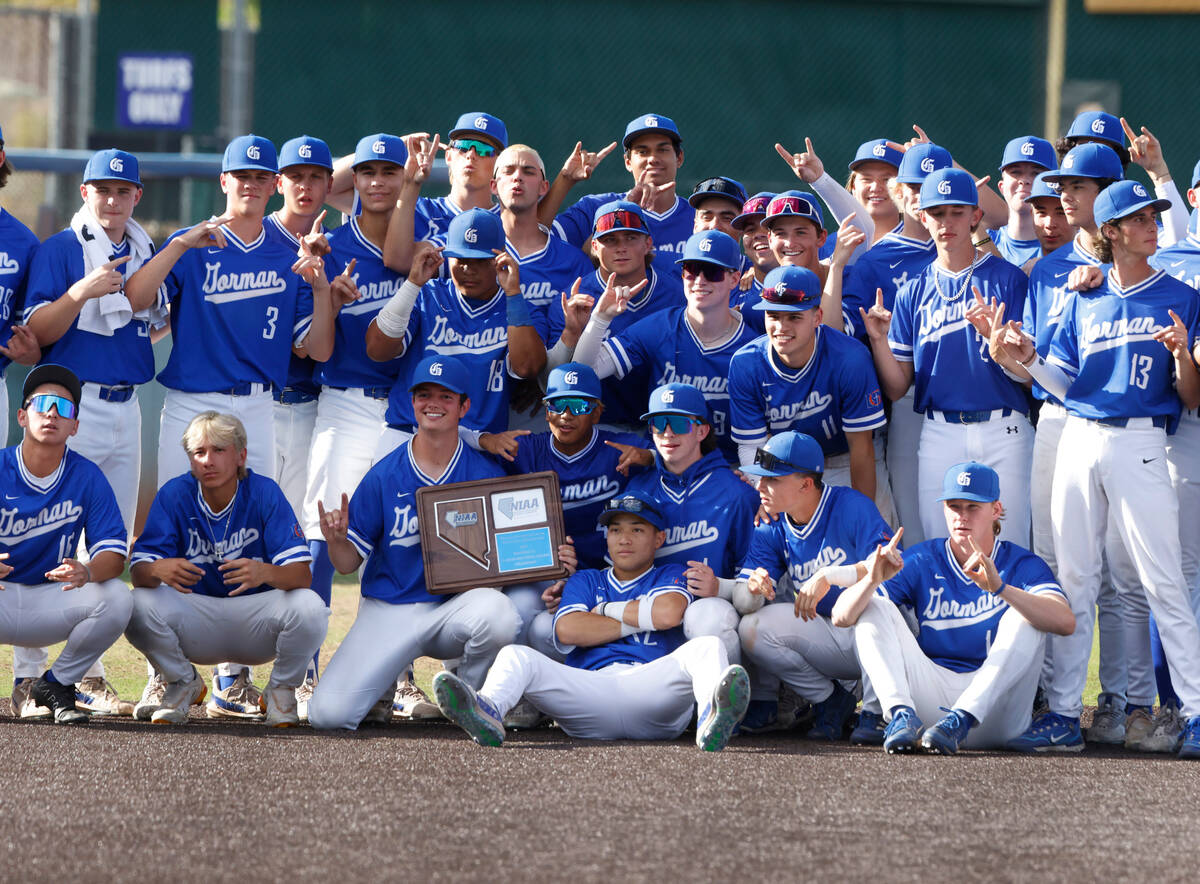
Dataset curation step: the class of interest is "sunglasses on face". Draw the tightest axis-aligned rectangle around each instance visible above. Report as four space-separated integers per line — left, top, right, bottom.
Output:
546 397 598 416
450 138 497 158
595 210 647 235
648 414 700 435
681 262 729 282
24 394 77 420
753 448 806 474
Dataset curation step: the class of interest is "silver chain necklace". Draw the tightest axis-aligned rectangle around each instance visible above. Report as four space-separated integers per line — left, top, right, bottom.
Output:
201 482 240 557
933 251 979 302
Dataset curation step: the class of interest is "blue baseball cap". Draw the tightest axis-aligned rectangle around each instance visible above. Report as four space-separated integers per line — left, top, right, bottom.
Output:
754 266 822 313
408 355 470 395
279 135 333 171
443 208 504 259
83 149 141 187
1044 143 1123 184
731 192 775 230
448 112 508 149
896 143 953 184
597 493 666 531
677 230 741 270
1024 171 1062 204
641 383 709 423
544 362 602 401
920 168 978 210
764 190 824 231
623 113 682 150
740 431 825 478
353 133 408 169
1000 136 1057 172
593 199 650 237
688 176 748 210
1093 180 1171 226
1066 111 1125 149
1190 158 1200 189
938 461 1000 502
222 134 278 173
849 139 903 171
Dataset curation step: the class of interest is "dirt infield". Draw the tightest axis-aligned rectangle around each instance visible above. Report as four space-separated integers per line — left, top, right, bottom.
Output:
3 708 1197 883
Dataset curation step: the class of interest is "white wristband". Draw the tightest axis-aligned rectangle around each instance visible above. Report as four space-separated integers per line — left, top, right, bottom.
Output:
825 565 860 587
374 279 420 338
637 597 655 631
601 600 628 623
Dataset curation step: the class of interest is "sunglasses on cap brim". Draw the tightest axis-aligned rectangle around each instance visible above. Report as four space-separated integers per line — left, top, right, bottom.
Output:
603 496 663 521
760 288 820 308
595 210 647 235
753 448 809 474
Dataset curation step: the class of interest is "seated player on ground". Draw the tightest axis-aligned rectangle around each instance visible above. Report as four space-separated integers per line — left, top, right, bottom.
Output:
433 493 750 751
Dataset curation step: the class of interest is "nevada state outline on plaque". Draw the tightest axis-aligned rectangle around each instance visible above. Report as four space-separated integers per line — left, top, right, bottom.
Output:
434 497 490 568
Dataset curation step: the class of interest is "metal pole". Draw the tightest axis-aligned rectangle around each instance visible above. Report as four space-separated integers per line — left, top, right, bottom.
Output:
226 0 250 137
75 0 94 150
1044 0 1068 141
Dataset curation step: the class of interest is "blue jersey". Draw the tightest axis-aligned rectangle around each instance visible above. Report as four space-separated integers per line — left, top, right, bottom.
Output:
731 277 766 336
889 254 1029 415
738 484 891 618
553 563 692 671
1024 237 1103 403
0 446 126 584
728 328 886 457
624 450 759 577
131 470 310 599
548 267 684 427
382 279 516 434
23 231 162 386
320 217 406 389
880 538 1063 673
551 192 695 278
604 306 760 463
415 197 500 251
1152 233 1200 292
0 208 39 376
506 232 595 346
843 232 937 344
262 213 322 397
346 438 504 605
504 427 649 569
1047 269 1200 425
988 227 1041 268
157 224 315 392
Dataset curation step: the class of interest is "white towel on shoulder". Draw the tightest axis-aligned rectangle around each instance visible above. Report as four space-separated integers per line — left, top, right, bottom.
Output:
70 204 168 336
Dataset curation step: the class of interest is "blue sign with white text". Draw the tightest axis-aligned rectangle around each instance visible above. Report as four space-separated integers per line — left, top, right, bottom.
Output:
117 52 193 130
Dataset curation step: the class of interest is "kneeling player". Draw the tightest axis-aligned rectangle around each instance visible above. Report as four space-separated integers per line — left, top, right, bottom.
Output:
433 493 749 750
831 462 1074 754
125 412 327 726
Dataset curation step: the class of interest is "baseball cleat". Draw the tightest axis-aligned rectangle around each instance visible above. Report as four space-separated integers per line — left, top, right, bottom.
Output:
1140 704 1185 753
151 668 207 725
1083 692 1125 744
777 684 814 731
30 676 90 725
1178 715 1200 760
503 698 548 730
1123 706 1155 751
76 676 134 716
736 699 780 734
696 664 750 752
264 685 300 728
295 674 316 724
206 670 264 719
134 673 166 721
393 678 442 720
805 680 857 741
433 671 505 747
1005 712 1083 753
849 709 887 746
362 694 393 726
10 677 51 719
883 706 922 754
920 708 974 755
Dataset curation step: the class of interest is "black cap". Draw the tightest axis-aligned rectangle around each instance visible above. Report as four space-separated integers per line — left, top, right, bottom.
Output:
688 176 748 210
22 364 82 407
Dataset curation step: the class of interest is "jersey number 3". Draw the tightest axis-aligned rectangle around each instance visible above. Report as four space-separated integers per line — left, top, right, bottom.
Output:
263 306 279 340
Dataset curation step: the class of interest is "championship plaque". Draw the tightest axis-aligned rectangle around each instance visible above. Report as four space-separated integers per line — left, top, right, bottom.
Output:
416 471 567 595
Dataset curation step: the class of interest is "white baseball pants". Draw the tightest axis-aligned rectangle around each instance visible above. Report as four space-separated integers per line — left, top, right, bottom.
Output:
886 389 925 545
157 388 277 489
825 433 897 528
273 398 318 520
302 387 387 539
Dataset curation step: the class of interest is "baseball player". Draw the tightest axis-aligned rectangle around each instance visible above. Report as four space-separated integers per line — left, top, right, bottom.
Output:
540 114 694 277
0 122 41 438
571 230 758 463
987 136 1059 267
306 355 524 730
1019 172 1074 273
727 265 890 512
862 167 1034 545
1054 110 1130 167
19 148 167 716
688 176 751 274
125 411 326 725
845 139 904 247
0 364 132 724
729 191 777 335
546 200 684 429
367 208 546 453
831 461 1073 754
623 383 760 668
432 492 750 751
991 180 1200 759
735 432 893 742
